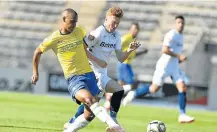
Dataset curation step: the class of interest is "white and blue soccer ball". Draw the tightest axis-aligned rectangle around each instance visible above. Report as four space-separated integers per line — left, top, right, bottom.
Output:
147 120 166 132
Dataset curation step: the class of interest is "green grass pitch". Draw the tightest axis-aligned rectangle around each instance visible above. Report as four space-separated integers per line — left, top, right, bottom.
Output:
0 92 216 132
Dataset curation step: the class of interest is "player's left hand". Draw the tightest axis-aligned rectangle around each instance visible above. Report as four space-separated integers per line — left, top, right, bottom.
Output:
128 38 141 52
31 74 39 85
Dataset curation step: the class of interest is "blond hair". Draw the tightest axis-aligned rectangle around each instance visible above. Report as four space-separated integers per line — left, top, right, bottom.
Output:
106 6 123 18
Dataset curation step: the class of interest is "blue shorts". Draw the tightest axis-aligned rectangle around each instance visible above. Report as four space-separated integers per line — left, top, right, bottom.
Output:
67 72 100 104
117 63 134 85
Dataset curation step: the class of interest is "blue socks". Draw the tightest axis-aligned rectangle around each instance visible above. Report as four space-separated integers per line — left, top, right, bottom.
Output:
178 92 186 114
135 83 151 97
69 104 85 123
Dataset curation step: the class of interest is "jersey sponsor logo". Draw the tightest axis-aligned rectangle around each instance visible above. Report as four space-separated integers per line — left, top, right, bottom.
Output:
100 42 116 48
58 40 83 53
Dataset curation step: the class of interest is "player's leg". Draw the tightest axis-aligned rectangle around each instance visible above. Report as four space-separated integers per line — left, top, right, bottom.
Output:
65 73 123 131
65 90 123 132
63 104 85 130
72 104 85 122
122 83 156 106
105 79 124 123
65 104 94 132
173 70 195 123
64 94 103 130
122 69 165 106
103 63 131 112
104 92 113 111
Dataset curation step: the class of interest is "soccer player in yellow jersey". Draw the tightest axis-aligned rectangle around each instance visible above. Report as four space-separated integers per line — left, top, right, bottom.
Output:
31 8 124 132
117 23 140 91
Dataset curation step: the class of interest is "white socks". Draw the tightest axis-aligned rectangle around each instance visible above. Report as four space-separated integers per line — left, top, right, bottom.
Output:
123 84 132 94
65 115 90 132
90 102 117 127
65 103 117 132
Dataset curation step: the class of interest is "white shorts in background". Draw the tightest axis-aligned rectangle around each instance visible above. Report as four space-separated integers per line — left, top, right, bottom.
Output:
152 68 186 86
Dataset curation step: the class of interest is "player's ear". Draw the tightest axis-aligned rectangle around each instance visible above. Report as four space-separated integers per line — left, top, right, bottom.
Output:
63 16 66 22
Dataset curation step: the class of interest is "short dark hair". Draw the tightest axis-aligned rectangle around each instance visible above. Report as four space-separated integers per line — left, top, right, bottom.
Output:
132 22 140 30
63 8 77 18
175 15 185 21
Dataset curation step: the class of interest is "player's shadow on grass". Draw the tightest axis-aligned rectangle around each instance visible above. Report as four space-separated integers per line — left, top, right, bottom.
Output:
0 125 62 131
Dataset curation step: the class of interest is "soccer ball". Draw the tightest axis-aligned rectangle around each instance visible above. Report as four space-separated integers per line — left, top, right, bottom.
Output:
147 120 166 132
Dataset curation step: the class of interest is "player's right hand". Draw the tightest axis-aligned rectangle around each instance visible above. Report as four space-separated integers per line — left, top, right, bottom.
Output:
128 38 141 52
31 74 39 85
178 54 187 63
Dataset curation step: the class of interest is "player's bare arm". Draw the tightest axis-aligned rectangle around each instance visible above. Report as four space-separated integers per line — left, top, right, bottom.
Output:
162 45 187 62
31 47 42 85
83 41 107 68
115 38 141 62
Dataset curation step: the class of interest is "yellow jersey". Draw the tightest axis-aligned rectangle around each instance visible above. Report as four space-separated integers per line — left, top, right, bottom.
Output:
121 33 136 64
39 26 92 79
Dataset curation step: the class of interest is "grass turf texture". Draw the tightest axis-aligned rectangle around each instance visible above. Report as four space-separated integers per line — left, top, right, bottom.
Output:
0 92 216 132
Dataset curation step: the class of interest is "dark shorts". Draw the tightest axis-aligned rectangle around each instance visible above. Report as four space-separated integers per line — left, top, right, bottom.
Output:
67 72 100 104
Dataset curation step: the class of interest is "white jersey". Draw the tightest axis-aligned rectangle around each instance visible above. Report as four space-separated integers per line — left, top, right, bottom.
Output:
84 25 121 74
156 29 184 71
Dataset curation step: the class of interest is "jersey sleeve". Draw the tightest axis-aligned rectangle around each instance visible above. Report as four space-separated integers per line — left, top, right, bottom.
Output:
163 31 175 47
39 36 54 53
115 33 121 50
84 26 102 47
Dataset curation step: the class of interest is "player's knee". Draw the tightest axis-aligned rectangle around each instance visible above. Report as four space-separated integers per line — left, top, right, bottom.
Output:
119 80 125 86
83 97 97 107
150 85 160 93
178 86 187 92
177 81 187 92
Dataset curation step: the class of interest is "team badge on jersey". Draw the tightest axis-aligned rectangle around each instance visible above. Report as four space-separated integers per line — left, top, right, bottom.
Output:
88 34 95 41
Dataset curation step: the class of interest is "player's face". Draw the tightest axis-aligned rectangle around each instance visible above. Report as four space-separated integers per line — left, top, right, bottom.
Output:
64 15 78 33
105 15 121 32
130 25 139 38
176 18 185 33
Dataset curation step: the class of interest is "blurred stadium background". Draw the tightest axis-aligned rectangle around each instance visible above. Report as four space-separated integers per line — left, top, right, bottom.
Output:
0 0 217 112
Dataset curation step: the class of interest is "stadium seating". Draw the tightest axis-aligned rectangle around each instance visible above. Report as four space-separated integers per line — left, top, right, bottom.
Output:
104 1 215 81
0 1 66 69
0 1 216 83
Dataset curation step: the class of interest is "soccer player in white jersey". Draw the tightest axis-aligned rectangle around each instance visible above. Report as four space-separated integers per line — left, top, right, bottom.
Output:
64 7 140 132
123 15 195 123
